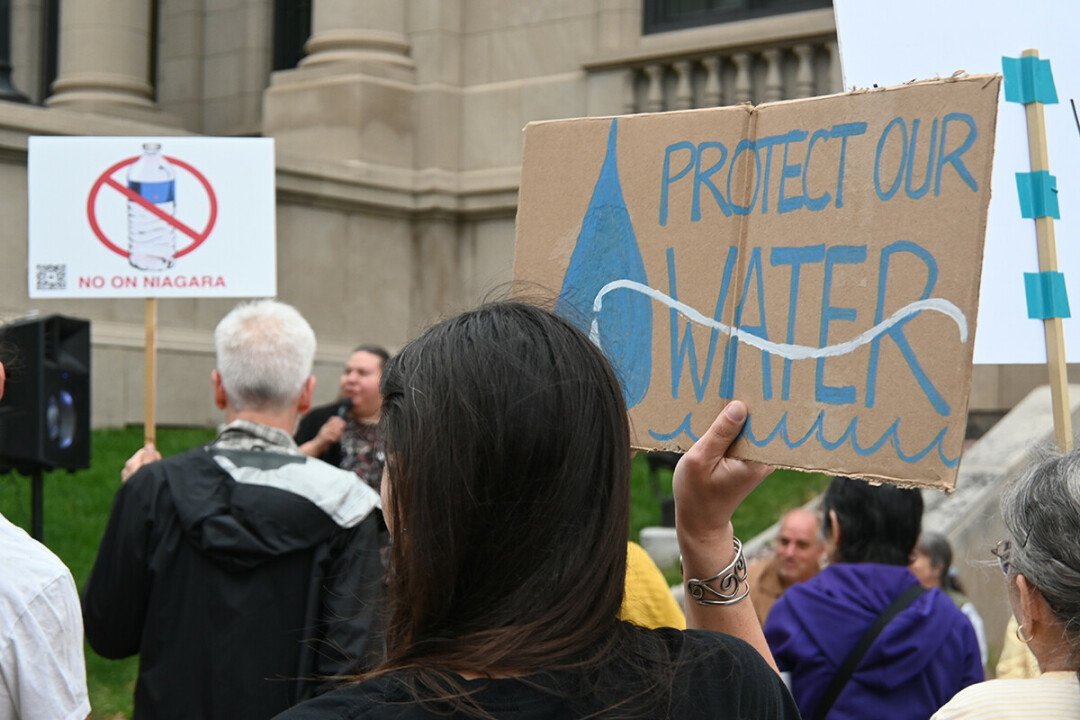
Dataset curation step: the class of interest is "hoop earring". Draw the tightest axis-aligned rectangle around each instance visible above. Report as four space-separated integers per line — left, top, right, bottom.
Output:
1016 623 1034 645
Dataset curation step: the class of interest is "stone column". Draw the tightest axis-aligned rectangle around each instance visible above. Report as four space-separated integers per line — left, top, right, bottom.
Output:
302 0 412 69
263 0 417 166
45 0 161 117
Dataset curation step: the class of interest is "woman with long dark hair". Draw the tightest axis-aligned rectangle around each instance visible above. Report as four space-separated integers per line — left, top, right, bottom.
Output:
276 302 797 719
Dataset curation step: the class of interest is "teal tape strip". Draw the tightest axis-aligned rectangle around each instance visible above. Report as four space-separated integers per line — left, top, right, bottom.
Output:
1016 171 1060 219
1025 271 1071 319
1002 55 1059 104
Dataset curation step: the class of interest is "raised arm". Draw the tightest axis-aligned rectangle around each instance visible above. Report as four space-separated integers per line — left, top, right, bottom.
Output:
673 399 778 672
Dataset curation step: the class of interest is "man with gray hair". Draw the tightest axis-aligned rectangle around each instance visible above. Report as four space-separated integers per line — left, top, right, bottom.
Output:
83 300 386 720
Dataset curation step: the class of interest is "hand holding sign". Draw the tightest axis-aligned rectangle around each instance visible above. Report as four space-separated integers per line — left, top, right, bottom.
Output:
674 399 776 669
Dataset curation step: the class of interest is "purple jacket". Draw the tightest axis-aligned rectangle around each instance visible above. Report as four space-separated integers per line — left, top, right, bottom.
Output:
764 563 983 720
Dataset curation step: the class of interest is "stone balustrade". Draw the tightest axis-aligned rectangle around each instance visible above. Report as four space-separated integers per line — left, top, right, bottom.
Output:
613 36 841 114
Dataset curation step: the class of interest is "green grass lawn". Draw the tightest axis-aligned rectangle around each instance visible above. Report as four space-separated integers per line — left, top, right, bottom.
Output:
0 426 828 719
629 452 831 542
629 453 831 585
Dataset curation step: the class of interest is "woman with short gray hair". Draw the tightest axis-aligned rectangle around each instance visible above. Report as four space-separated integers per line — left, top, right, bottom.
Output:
932 450 1080 718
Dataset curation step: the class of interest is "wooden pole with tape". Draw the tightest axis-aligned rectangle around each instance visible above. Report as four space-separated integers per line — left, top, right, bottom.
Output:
145 297 157 446
1021 48 1072 452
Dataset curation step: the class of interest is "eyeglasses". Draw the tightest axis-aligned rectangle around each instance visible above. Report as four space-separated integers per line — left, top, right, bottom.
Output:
991 539 1011 576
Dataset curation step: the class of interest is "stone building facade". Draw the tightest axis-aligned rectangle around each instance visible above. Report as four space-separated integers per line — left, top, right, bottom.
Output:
0 0 1067 428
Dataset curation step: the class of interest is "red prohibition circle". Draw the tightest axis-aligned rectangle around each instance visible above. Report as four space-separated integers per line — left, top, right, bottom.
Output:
86 155 219 259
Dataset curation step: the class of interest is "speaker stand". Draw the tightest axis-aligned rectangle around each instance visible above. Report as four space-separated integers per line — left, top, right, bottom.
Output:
31 468 43 541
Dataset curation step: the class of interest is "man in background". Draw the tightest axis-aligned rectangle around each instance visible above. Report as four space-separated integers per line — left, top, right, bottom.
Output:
83 300 386 719
747 507 824 626
0 346 91 720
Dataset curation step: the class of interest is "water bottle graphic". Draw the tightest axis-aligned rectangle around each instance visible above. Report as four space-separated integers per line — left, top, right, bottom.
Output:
555 118 652 409
127 142 177 270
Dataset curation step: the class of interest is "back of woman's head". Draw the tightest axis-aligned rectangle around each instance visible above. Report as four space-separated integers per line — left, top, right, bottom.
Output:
914 530 966 593
915 531 953 580
1001 450 1080 654
379 302 631 674
823 476 922 565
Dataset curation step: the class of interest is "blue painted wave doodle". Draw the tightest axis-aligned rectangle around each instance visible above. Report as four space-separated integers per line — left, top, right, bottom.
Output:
589 280 967 361
648 412 960 468
595 280 968 465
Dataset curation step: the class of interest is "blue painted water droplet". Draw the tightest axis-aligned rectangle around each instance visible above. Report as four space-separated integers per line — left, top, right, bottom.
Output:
555 118 652 409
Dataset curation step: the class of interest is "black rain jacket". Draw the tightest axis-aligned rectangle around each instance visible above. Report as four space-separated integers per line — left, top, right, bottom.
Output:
82 444 386 720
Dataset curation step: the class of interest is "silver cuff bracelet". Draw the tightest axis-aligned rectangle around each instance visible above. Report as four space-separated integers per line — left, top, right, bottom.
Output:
686 537 749 606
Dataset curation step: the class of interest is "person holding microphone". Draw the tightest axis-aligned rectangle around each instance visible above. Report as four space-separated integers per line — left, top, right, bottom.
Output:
296 345 389 491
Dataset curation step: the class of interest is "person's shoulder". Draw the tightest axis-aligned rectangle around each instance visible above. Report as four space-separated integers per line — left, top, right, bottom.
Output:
296 455 380 499
298 403 339 427
657 628 799 715
921 585 976 627
0 512 73 591
301 454 364 481
746 554 778 579
933 675 1080 719
768 562 829 606
656 626 778 677
274 677 401 719
267 456 382 530
117 446 217 508
128 445 212 483
308 402 340 417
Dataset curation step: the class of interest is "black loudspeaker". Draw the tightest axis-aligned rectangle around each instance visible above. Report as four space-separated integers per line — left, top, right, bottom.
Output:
0 315 91 472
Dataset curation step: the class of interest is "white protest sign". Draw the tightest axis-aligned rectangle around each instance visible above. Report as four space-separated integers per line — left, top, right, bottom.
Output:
834 0 1080 364
28 137 276 298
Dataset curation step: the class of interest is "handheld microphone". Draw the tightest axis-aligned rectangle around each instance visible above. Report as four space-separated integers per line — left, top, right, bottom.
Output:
336 397 353 419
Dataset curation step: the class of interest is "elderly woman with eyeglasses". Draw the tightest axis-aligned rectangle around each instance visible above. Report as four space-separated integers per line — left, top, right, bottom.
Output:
931 451 1080 719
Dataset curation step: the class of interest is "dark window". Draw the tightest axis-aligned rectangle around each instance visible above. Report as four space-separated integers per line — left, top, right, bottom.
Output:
0 0 29 102
273 0 312 71
643 0 833 34
38 0 58 102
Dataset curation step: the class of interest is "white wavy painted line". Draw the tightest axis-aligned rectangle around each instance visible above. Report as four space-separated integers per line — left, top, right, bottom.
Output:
588 279 968 360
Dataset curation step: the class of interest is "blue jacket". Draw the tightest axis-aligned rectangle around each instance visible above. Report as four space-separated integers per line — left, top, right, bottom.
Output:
764 563 983 720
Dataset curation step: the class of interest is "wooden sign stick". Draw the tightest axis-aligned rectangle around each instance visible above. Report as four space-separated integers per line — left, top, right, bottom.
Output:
145 297 157 446
1022 49 1073 452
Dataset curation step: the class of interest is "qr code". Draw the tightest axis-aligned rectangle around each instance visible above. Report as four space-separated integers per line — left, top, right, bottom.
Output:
35 264 66 291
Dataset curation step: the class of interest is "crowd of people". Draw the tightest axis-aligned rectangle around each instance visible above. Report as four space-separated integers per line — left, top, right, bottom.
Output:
2 298 1080 719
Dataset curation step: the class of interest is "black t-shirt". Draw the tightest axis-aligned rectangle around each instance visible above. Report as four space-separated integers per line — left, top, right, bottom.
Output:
273 627 799 719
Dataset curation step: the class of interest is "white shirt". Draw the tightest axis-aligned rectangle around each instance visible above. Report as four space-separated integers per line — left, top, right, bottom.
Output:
0 513 90 720
932 671 1080 719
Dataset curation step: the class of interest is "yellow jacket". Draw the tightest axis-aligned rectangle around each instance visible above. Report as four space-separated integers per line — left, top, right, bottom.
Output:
620 541 686 629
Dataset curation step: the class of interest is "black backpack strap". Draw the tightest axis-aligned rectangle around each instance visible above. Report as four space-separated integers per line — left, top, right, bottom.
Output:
811 583 927 720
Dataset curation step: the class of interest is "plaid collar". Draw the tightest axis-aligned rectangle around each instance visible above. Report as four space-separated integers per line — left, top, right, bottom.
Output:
212 419 302 455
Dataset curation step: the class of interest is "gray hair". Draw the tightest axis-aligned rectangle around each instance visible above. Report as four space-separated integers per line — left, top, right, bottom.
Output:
213 300 316 412
1001 448 1080 663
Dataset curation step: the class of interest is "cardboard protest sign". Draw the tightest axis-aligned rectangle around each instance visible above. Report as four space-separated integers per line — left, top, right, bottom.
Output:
514 75 1000 489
